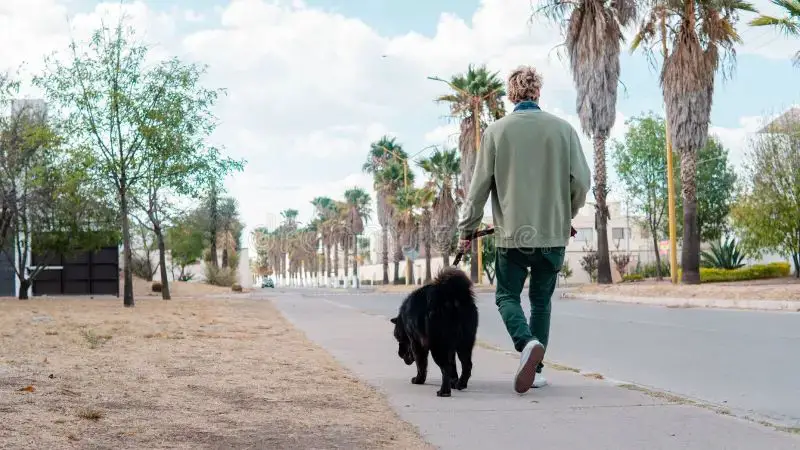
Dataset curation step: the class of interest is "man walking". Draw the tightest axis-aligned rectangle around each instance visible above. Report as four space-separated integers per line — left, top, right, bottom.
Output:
457 65 591 394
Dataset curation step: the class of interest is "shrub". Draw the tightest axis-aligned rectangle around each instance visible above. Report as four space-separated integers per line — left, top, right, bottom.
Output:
611 253 632 276
579 247 598 282
151 281 162 293
560 260 573 279
131 254 156 281
701 237 745 269
231 283 243 292
632 261 672 278
622 274 644 282
694 262 790 283
205 266 235 287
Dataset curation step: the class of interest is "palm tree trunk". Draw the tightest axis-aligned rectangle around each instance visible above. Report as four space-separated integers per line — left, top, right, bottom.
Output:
425 239 432 283
353 234 360 288
334 243 340 283
593 134 613 284
326 244 332 277
680 148 701 284
381 227 390 284
406 258 414 285
442 252 450 267
343 238 350 286
393 234 402 284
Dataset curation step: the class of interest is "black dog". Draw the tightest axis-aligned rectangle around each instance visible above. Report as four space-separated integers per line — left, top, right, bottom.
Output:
390 267 478 397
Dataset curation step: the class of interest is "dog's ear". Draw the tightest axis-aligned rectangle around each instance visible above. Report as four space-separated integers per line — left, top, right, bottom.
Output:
390 317 397 324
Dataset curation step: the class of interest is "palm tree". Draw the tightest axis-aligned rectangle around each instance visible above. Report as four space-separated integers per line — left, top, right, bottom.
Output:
536 0 637 284
632 0 755 283
415 186 436 282
375 160 415 283
344 187 372 288
431 64 505 282
749 0 800 65
392 186 421 285
418 148 461 266
311 196 338 281
363 135 409 284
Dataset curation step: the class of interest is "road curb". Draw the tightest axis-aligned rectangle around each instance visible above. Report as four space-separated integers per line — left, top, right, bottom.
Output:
561 292 800 312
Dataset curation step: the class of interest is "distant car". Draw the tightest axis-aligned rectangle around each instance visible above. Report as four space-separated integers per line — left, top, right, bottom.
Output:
262 278 274 288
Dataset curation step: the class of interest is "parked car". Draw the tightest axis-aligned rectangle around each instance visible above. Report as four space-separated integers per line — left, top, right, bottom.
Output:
262 278 274 288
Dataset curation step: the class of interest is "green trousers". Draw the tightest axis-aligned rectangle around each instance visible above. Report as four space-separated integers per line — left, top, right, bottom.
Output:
495 247 565 373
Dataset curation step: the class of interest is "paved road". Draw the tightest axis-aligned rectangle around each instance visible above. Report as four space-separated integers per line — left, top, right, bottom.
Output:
269 286 800 428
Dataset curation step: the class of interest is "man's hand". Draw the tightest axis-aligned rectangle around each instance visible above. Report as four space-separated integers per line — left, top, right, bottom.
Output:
458 239 472 253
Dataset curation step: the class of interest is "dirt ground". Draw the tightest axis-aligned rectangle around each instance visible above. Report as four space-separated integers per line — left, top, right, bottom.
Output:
575 277 800 301
0 296 431 449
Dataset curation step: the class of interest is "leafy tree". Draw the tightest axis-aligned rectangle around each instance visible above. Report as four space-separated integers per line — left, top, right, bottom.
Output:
33 18 197 306
136 56 243 300
481 233 497 285
166 214 205 281
669 136 737 242
535 0 637 285
0 99 119 299
612 113 669 279
731 124 800 277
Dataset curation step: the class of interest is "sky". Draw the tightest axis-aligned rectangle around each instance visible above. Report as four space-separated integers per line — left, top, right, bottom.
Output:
1 0 798 249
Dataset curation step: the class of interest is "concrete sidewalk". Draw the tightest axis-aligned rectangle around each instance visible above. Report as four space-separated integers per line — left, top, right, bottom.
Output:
271 294 800 450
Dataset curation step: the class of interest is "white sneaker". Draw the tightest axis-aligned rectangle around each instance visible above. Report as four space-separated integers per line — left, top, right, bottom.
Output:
514 340 545 393
532 372 548 388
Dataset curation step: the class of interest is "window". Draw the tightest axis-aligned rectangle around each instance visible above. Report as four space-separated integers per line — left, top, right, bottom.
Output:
612 227 625 240
575 227 593 242
639 226 650 239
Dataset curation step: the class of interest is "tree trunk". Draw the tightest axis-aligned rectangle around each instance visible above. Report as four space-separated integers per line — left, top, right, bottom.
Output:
442 252 450 267
121 189 135 307
334 243 339 283
343 236 349 279
18 278 30 300
424 237 432 283
393 233 402 284
793 252 799 278
155 224 171 300
326 244 332 277
381 228 390 284
680 148 701 284
651 231 663 280
353 234 360 288
221 247 229 268
593 134 613 284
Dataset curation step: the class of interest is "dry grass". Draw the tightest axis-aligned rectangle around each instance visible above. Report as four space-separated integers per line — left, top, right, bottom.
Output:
576 277 800 301
0 296 430 449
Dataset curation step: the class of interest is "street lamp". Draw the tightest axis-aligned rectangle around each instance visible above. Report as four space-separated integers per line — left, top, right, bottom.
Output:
427 74 504 285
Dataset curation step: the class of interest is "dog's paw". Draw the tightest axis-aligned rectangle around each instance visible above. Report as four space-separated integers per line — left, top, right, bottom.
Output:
455 379 468 390
411 376 426 385
436 389 451 397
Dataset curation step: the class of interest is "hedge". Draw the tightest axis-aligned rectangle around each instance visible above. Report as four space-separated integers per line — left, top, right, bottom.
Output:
622 274 645 282
682 262 791 283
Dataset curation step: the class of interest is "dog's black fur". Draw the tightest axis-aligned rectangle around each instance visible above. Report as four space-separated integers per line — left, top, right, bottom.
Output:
390 267 478 397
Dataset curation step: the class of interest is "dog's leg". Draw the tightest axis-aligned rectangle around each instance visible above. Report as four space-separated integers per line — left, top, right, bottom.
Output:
448 350 459 388
455 338 475 390
410 340 428 385
430 347 452 397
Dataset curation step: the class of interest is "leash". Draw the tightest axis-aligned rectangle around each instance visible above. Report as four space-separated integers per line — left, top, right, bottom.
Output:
452 226 577 267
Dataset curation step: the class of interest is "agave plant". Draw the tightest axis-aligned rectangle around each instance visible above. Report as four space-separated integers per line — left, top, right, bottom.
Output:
700 237 745 269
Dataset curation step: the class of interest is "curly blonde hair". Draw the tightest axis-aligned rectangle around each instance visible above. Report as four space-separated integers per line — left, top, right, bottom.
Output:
507 66 543 104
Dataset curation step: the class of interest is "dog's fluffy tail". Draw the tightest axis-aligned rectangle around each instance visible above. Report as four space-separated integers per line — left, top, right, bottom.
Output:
431 267 475 307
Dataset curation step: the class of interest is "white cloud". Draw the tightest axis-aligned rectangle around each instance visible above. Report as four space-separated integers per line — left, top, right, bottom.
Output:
1 0 782 247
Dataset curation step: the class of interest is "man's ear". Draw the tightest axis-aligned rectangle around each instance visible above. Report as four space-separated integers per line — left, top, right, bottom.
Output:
390 317 397 324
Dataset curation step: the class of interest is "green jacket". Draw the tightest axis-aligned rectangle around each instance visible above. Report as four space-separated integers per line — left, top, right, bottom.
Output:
457 108 591 248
